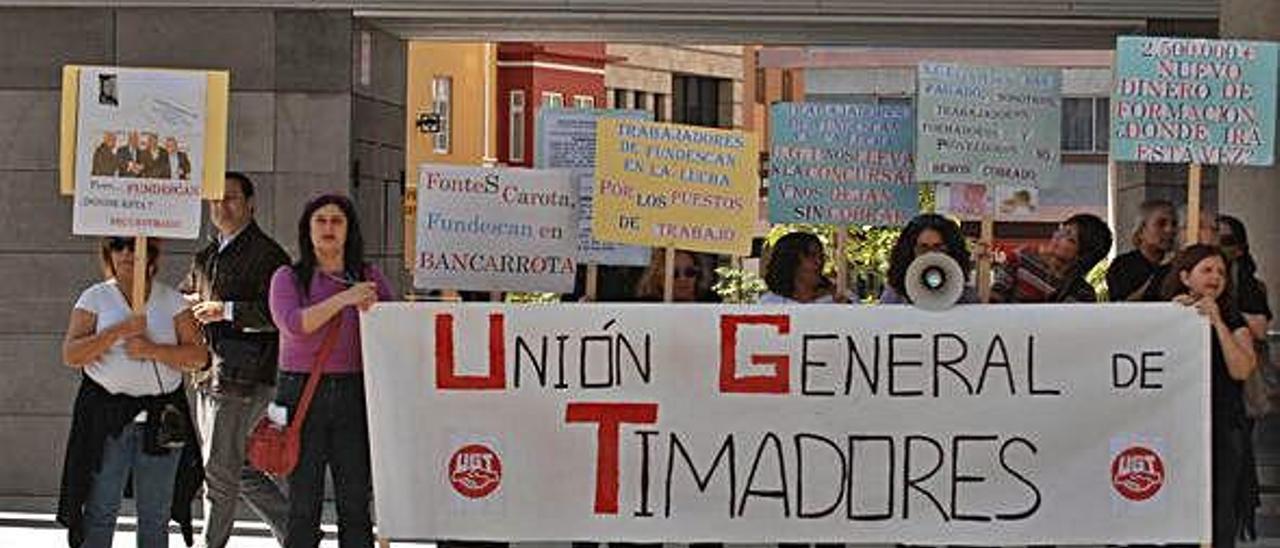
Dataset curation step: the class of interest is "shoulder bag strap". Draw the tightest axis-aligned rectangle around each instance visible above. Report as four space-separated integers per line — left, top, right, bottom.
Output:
287 319 342 436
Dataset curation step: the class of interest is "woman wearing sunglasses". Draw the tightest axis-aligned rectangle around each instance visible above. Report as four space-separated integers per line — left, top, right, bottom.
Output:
635 249 718 303
58 236 207 548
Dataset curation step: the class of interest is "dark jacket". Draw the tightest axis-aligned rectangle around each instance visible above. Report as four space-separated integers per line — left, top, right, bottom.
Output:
183 221 291 388
56 376 203 547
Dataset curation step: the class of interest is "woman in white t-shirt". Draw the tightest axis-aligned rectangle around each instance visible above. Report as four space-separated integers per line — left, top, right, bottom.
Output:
759 231 849 304
58 237 207 548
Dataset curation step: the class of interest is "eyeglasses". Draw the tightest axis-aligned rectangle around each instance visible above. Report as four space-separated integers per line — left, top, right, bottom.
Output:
107 237 158 255
673 267 700 280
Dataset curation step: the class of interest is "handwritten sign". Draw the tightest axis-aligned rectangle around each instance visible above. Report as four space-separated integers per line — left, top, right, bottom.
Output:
916 63 1061 187
770 103 916 226
415 165 578 293
363 303 1210 544
72 67 207 238
594 119 759 255
1112 36 1278 166
536 108 651 266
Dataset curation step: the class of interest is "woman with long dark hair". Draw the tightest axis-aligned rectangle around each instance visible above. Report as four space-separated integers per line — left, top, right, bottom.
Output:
759 231 843 304
269 194 393 547
1161 245 1257 548
881 214 976 304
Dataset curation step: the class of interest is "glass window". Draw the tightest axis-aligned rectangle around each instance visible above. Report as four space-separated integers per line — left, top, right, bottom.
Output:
574 95 595 109
432 76 452 154
542 92 564 108
509 90 526 163
1062 97 1095 153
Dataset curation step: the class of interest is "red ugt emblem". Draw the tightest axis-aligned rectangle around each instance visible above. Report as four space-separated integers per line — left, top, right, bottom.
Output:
449 444 503 499
1111 446 1165 502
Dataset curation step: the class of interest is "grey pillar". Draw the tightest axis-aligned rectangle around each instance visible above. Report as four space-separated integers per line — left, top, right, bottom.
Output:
1221 0 1280 331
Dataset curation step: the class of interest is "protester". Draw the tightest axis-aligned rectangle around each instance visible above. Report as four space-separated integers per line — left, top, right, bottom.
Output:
1107 199 1178 302
1161 244 1257 548
58 237 207 548
183 172 291 547
269 194 393 547
990 213 1112 303
635 249 718 302
1216 215 1273 339
880 213 977 305
759 231 845 304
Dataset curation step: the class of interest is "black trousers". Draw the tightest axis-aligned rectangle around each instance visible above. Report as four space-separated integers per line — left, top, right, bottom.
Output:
279 373 374 548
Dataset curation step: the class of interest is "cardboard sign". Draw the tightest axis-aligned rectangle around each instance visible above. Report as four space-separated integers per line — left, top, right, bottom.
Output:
916 63 1061 187
594 119 760 256
363 303 1210 545
1112 36 1278 166
415 165 578 293
769 102 917 226
536 108 652 267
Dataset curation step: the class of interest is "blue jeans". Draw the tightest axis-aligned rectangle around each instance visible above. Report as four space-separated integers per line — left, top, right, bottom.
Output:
82 422 183 548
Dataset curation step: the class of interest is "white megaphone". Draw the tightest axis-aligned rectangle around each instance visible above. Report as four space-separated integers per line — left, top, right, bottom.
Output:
904 251 965 311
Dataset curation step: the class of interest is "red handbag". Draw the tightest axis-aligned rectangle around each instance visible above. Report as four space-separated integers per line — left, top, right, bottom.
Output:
248 320 341 476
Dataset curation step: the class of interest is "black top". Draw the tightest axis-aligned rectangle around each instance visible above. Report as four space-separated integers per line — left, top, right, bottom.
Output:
1212 310 1249 438
184 221 291 387
1107 250 1169 302
1232 260 1273 321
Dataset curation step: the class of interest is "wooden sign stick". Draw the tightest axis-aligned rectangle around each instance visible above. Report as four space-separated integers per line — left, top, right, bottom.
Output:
131 235 149 313
663 246 676 303
976 213 995 304
835 227 849 301
586 263 600 302
1186 163 1203 248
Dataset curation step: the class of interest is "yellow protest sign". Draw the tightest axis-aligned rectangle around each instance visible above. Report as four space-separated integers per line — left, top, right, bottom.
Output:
593 119 759 256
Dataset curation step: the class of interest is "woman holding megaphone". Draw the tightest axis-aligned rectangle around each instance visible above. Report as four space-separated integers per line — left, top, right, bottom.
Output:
881 214 978 305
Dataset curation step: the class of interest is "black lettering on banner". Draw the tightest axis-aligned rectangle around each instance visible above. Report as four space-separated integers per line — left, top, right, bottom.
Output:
950 435 997 522
615 327 653 384
1113 351 1165 390
795 433 848 519
555 334 571 389
847 435 894 521
665 433 738 518
933 333 973 397
1027 336 1062 396
888 334 925 397
636 430 658 517
580 332 615 389
903 435 948 521
845 335 881 395
978 335 1016 395
802 334 839 396
514 335 548 388
738 432 791 518
996 437 1041 521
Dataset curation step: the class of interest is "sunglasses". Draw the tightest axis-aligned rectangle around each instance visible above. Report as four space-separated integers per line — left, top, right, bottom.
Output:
673 267 700 279
107 237 158 255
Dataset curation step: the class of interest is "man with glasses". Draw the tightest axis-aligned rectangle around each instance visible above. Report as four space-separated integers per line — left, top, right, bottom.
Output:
182 172 291 547
1107 199 1179 302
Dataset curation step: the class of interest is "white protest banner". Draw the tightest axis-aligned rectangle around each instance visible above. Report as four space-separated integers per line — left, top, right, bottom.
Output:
73 67 207 238
363 303 1210 544
916 63 1061 187
535 108 651 267
415 165 578 293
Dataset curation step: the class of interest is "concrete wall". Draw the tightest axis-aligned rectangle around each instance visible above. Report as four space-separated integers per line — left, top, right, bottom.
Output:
0 6 405 500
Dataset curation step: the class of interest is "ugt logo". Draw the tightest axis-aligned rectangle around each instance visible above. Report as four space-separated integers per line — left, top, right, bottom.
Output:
449 444 503 499
1111 446 1165 502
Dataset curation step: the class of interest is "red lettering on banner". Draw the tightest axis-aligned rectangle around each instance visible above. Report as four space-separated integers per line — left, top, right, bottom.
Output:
565 402 659 514
435 313 507 390
719 315 792 394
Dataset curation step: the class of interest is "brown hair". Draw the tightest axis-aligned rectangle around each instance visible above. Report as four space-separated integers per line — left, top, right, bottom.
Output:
1158 244 1237 317
98 237 160 280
